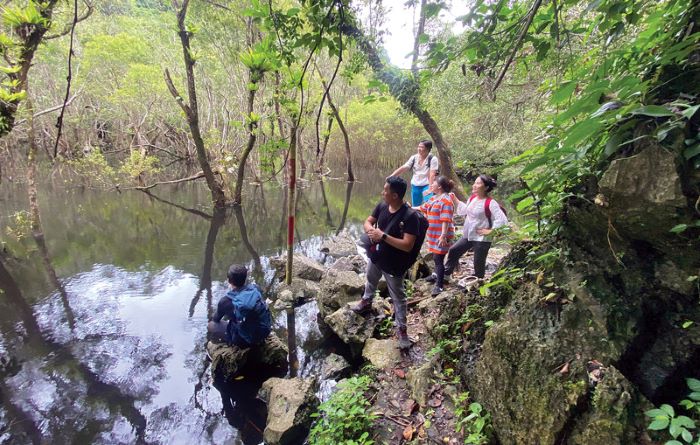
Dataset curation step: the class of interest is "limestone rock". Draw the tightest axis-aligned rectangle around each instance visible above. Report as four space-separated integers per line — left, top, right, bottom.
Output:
323 299 387 353
273 278 321 310
329 255 367 274
407 359 436 408
207 332 288 381
320 353 351 380
320 232 360 258
362 338 401 368
318 269 366 319
270 255 325 282
259 377 319 445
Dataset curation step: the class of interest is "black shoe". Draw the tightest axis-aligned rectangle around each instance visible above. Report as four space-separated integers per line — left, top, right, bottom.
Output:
431 286 443 297
425 273 437 283
397 328 412 350
351 298 372 314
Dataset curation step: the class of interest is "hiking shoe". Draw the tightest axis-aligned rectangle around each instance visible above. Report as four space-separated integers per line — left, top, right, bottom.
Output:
431 286 443 296
397 328 412 350
351 298 372 314
425 273 437 283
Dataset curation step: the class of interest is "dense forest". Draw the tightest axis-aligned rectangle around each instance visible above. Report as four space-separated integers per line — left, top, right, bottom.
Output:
0 0 698 443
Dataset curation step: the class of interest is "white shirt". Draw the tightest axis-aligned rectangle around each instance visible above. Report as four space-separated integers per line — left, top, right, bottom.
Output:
403 154 439 186
456 196 508 242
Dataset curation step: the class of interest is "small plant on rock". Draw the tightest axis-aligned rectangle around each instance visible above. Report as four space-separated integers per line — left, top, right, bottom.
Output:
454 392 492 445
309 375 377 445
645 378 700 445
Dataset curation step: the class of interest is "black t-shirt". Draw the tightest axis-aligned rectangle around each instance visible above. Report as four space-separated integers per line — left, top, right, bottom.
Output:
370 202 420 276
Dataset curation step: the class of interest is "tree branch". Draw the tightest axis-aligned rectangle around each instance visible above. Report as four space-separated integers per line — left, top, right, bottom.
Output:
122 171 207 191
492 0 543 93
45 1 94 40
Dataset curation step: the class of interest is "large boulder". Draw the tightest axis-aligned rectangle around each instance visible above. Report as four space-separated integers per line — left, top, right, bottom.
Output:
320 353 351 380
328 255 367 274
273 278 321 310
207 332 288 381
318 269 366 319
258 377 319 445
319 231 360 258
323 299 388 355
270 255 325 282
362 338 401 368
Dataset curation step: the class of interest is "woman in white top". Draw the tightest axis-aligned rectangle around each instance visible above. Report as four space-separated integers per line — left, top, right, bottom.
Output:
444 174 508 279
389 140 439 207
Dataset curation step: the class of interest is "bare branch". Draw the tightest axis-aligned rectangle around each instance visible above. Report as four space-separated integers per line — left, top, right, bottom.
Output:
163 68 191 116
121 171 207 191
492 0 543 93
45 2 94 40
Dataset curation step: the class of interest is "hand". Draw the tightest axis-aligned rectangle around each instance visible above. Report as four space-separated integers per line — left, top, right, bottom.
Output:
438 234 448 247
367 227 384 243
476 228 492 236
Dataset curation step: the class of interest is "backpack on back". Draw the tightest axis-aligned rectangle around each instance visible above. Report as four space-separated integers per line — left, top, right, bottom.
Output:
468 194 507 228
227 284 272 346
406 207 429 268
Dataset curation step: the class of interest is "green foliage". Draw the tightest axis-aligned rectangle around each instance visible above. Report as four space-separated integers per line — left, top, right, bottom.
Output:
646 379 700 445
2 1 48 27
67 149 117 187
120 151 160 179
454 392 492 445
4 210 32 240
309 376 377 445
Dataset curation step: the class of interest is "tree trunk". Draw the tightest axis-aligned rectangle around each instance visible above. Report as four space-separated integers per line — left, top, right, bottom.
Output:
316 115 334 173
165 0 226 208
320 78 354 181
341 21 466 199
233 84 258 205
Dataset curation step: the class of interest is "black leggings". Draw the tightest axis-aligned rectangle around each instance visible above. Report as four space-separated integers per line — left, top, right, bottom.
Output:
444 238 491 278
433 253 446 287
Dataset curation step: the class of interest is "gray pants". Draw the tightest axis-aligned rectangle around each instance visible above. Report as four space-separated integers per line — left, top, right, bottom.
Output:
361 260 407 330
445 238 491 278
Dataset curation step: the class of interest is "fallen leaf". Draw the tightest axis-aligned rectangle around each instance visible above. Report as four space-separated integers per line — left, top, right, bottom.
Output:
402 425 415 440
418 425 426 437
390 399 401 409
403 399 418 416
394 368 406 379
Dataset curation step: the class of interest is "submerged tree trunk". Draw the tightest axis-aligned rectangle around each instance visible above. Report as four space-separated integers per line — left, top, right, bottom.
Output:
316 115 334 173
165 0 226 208
341 22 465 198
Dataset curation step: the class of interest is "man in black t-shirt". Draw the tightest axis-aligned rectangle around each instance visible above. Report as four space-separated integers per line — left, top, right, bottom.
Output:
352 176 420 350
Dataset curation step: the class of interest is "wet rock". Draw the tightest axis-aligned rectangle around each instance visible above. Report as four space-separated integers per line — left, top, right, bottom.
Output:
407 359 437 408
258 377 319 445
654 260 697 296
323 299 387 355
270 255 325 282
207 332 288 381
320 232 359 258
318 269 366 319
320 353 351 380
273 278 321 310
362 338 401 368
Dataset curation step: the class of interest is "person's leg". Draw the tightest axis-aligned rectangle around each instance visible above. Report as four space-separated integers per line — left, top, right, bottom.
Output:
352 260 382 312
444 238 473 276
411 184 424 207
472 241 492 278
383 272 407 331
434 253 445 287
383 271 411 349
208 320 229 343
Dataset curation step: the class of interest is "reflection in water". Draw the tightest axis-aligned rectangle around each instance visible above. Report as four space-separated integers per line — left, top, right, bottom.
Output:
0 259 148 443
189 207 225 318
336 180 355 235
33 231 76 331
318 179 334 228
0 173 391 444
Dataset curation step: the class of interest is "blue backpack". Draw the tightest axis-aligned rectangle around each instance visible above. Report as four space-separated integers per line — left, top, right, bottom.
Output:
226 284 272 346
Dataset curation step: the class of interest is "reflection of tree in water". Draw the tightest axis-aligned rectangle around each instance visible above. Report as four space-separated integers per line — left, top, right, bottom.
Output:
213 376 269 445
336 180 355 235
32 231 75 331
0 259 149 444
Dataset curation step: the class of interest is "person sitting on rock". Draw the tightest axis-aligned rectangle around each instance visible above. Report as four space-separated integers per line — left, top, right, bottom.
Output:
351 176 420 350
208 264 272 348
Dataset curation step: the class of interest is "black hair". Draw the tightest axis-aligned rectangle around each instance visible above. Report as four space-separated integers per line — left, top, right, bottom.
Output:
227 264 248 287
479 174 497 193
386 176 408 200
420 140 433 151
436 175 455 193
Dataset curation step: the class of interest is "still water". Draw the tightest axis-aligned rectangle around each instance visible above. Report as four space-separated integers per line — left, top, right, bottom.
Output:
0 172 389 444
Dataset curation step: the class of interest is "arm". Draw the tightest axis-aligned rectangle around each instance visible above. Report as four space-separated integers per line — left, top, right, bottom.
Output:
383 232 416 252
438 199 453 246
212 297 230 322
450 192 468 216
428 156 438 184
389 165 409 178
364 215 377 233
438 221 449 247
